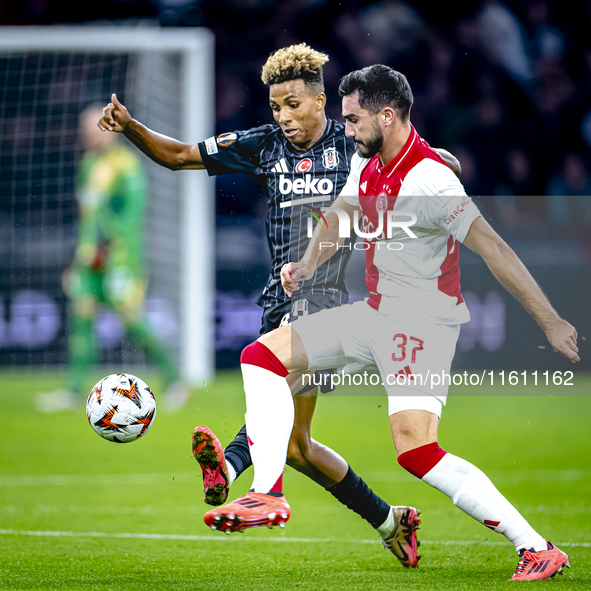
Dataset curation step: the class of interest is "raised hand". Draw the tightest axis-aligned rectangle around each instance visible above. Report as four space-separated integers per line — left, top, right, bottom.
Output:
97 93 132 133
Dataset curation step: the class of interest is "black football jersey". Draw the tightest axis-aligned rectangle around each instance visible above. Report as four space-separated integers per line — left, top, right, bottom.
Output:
199 119 356 307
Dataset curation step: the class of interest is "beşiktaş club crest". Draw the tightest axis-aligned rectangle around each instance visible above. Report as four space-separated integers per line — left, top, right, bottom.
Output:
376 193 388 214
292 298 309 318
322 147 339 169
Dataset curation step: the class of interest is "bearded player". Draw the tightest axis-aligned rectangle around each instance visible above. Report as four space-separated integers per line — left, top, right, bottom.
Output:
98 46 460 566
210 65 578 582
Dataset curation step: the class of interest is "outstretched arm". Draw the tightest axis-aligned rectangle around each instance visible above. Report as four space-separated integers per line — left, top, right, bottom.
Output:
97 94 204 171
463 216 579 363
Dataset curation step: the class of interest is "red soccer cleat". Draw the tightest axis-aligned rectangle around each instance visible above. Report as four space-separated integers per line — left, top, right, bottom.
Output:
380 506 421 568
192 426 229 506
204 492 291 534
509 542 570 581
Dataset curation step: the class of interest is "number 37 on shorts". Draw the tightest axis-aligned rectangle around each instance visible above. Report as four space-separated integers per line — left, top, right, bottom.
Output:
392 334 424 363
380 321 460 398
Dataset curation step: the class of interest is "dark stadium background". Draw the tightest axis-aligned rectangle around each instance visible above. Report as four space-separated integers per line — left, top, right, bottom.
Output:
1 0 590 370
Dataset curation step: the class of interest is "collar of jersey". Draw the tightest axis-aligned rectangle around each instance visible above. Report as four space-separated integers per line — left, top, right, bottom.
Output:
375 124 417 178
282 118 335 155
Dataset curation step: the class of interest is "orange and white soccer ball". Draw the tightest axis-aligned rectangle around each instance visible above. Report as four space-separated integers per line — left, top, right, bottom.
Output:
86 373 156 443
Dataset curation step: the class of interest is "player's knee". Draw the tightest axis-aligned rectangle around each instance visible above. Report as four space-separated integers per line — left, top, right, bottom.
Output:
286 434 312 470
286 441 306 469
391 426 420 456
240 340 289 376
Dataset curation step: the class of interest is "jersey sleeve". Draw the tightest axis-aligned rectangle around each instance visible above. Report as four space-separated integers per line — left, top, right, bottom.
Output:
401 158 482 243
341 153 370 207
197 125 274 177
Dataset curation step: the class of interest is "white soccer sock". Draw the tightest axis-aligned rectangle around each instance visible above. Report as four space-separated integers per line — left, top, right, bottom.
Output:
376 507 396 538
422 454 547 553
242 363 294 494
225 461 237 487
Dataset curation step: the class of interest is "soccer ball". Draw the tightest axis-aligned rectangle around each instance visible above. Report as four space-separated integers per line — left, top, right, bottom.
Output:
86 373 156 443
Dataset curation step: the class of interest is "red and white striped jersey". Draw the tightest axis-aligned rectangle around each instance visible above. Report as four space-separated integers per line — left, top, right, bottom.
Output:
341 125 482 325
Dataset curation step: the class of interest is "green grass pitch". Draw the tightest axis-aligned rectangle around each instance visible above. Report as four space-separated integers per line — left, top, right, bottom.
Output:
1 370 590 590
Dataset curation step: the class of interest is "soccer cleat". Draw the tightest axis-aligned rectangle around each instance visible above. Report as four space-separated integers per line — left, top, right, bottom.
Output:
204 492 291 534
379 506 421 568
509 542 570 582
192 426 230 506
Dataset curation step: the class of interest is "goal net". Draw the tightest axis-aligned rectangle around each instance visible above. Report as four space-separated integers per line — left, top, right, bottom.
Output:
0 26 214 384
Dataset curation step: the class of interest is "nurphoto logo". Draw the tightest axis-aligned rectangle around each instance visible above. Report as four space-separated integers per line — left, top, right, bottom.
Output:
280 197 418 251
306 205 418 251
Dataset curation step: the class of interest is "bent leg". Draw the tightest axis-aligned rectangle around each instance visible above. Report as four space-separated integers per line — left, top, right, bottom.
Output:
221 309 393 535
392 405 547 553
241 326 300 494
222 347 338 487
286 393 348 487
222 379 349 487
286 374 390 530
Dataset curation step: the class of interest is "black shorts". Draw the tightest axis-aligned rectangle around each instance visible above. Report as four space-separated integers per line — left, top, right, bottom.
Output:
260 293 345 334
260 293 345 394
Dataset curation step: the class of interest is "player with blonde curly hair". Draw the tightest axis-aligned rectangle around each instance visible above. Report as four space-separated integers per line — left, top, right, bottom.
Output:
261 42 328 87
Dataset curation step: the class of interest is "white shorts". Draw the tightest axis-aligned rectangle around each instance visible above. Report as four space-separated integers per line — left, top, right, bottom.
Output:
293 299 460 417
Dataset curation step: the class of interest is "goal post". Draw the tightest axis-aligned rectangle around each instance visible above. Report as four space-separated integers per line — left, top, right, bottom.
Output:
0 26 215 384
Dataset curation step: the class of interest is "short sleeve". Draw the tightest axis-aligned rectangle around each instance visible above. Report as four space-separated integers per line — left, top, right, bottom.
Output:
197 125 274 177
431 195 482 242
341 153 370 207
401 158 482 243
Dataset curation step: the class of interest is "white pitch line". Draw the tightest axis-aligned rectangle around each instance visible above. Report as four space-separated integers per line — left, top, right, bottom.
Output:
0 472 198 487
0 529 589 547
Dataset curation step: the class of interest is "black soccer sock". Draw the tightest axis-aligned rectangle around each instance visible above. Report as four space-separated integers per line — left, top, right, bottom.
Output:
224 424 252 478
327 466 391 529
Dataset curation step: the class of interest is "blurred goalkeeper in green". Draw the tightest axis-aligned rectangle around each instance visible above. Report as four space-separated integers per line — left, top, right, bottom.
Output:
36 105 187 413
